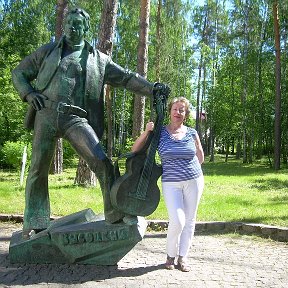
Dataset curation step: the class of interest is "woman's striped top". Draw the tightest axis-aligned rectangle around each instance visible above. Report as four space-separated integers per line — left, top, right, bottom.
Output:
158 126 203 182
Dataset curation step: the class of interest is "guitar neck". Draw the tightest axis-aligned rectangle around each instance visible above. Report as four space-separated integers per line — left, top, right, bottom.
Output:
134 108 164 200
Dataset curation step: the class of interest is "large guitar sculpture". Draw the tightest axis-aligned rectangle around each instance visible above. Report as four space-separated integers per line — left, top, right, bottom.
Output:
110 90 168 216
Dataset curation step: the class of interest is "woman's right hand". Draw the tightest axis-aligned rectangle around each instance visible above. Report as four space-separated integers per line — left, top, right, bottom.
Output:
145 121 154 133
132 121 155 152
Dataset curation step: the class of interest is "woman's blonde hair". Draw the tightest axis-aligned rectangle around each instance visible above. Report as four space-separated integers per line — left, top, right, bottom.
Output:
168 97 191 119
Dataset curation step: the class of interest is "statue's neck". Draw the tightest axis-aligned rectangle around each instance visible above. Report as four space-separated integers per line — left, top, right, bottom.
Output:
62 39 85 58
64 37 85 50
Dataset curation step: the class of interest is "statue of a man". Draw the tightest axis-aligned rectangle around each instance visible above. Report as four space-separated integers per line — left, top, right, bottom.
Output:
12 7 169 238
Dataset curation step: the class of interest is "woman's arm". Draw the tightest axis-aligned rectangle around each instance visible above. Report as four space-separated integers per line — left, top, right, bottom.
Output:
131 122 154 152
195 132 204 164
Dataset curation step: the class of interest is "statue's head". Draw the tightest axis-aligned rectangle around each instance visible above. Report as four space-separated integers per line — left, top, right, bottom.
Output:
64 7 90 44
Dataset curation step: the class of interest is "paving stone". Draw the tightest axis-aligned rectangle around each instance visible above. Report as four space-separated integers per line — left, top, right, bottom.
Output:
0 222 288 287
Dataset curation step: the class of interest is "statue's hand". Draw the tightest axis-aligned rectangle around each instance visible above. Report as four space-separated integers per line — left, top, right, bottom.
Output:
26 92 47 111
153 83 171 98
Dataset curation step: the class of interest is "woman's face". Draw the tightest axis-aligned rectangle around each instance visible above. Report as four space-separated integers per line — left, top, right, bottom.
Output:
170 101 186 125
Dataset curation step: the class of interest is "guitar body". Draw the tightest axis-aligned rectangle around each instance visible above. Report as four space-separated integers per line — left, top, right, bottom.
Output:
110 90 169 217
110 152 162 216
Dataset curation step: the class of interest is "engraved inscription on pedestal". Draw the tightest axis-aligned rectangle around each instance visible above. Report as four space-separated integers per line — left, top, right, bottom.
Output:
9 209 147 265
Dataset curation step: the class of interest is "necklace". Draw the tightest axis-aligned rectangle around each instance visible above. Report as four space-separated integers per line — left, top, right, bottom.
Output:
167 125 187 140
171 128 182 133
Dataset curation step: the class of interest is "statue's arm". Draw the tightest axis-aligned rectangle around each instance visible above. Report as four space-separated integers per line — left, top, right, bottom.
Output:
104 59 171 101
12 44 50 101
104 60 154 96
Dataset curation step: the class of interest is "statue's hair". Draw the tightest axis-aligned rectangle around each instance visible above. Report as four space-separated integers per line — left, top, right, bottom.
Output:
168 97 191 119
66 7 90 33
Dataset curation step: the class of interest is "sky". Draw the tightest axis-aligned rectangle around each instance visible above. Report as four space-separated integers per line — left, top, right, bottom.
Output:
191 0 233 10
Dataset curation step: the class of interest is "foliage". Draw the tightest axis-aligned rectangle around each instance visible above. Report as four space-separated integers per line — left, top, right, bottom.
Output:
190 0 288 167
149 0 194 99
0 0 55 147
1 141 31 169
0 0 287 166
0 0 55 58
0 54 30 145
62 139 78 168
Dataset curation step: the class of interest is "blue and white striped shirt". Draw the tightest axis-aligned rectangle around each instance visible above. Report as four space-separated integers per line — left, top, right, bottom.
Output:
158 126 203 182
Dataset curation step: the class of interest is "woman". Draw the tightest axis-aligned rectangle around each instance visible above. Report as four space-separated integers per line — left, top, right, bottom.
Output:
132 97 204 272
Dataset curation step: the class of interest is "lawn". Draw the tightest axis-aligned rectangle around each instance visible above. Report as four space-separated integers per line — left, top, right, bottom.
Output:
0 155 287 227
198 157 288 227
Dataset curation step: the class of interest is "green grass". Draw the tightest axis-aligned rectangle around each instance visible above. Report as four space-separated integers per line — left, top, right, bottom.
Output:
0 170 104 216
197 156 288 227
0 155 287 227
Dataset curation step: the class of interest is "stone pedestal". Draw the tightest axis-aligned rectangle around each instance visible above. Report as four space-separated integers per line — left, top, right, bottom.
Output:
9 209 147 265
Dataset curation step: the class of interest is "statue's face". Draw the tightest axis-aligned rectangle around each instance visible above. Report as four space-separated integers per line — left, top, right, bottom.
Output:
64 13 86 44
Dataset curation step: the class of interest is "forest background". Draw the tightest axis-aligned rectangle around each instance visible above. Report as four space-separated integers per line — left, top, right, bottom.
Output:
0 0 287 171
0 0 287 176
0 0 287 227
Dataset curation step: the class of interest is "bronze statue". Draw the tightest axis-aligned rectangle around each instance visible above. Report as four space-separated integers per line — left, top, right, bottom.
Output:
12 7 170 239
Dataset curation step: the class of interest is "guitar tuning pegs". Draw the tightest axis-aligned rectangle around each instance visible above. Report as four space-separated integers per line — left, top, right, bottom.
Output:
153 83 171 98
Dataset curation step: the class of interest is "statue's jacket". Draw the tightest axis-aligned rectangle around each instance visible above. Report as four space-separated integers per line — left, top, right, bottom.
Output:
12 37 154 139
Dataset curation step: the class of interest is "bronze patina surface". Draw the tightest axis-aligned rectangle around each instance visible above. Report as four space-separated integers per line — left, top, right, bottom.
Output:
9 209 147 265
10 7 169 264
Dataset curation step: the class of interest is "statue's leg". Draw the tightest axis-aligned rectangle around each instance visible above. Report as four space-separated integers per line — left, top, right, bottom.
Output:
23 111 57 237
64 120 124 223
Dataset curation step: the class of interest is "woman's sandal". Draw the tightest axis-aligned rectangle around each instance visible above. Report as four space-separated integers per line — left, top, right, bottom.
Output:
177 257 190 272
165 256 175 270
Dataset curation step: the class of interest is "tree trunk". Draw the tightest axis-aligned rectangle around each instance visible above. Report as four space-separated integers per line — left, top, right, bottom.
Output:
97 0 118 158
49 139 63 174
152 0 162 121
196 9 207 133
155 0 162 82
241 0 249 164
74 158 97 187
118 89 127 155
55 0 68 39
281 6 288 166
209 129 215 162
257 3 268 160
248 131 254 164
209 2 218 162
75 0 118 186
50 0 68 174
225 139 229 163
200 65 207 139
236 140 241 160
132 0 150 139
273 1 281 170
231 138 235 155
105 85 113 159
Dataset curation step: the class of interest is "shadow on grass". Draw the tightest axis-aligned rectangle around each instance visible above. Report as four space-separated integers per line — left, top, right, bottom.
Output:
251 178 288 191
228 215 288 226
49 184 78 189
223 197 254 206
48 183 97 190
202 160 273 177
269 195 288 204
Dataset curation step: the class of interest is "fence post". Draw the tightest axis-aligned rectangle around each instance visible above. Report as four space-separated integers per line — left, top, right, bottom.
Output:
20 145 27 186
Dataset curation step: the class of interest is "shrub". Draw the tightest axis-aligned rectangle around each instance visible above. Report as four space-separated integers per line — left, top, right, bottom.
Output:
63 139 78 168
1 141 31 170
